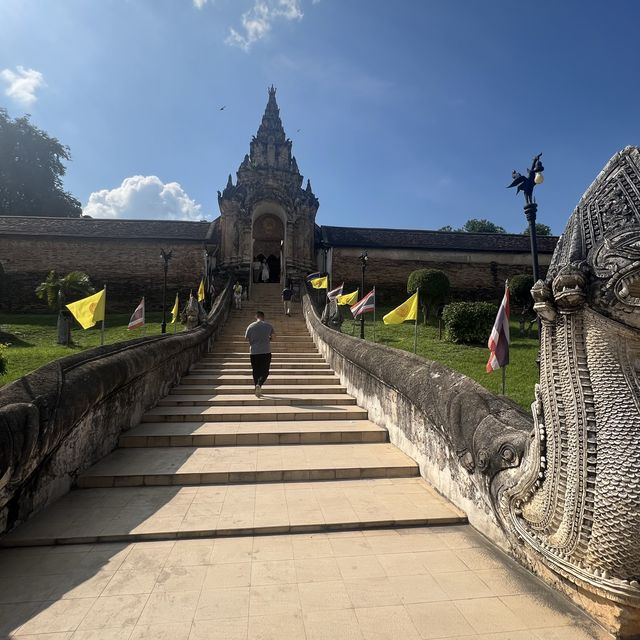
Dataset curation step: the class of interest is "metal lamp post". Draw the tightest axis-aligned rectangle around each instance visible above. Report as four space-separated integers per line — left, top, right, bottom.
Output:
359 250 368 339
319 240 330 279
160 248 173 334
508 154 545 340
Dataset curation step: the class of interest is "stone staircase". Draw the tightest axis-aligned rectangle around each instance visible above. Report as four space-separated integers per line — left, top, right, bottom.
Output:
2 283 465 546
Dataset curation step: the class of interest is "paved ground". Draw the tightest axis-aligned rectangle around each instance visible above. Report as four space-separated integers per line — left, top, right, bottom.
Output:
0 526 611 639
1 479 462 546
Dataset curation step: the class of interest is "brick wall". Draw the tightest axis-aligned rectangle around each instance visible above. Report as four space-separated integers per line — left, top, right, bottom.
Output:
0 236 207 312
331 247 551 305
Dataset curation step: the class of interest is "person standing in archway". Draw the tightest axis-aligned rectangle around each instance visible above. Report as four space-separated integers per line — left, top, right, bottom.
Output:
233 281 243 309
261 259 270 283
245 310 274 397
252 258 261 283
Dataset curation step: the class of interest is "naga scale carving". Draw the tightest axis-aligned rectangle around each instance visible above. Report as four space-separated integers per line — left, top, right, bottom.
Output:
494 146 640 605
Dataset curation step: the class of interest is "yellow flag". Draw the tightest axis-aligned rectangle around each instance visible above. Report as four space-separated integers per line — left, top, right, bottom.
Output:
383 292 419 325
66 288 106 330
337 290 358 305
170 293 179 323
197 279 205 302
309 276 328 289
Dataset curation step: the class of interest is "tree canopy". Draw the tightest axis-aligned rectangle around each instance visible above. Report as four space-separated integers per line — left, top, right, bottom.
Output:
461 218 506 233
407 268 450 324
522 222 552 236
509 274 534 313
438 218 506 233
0 109 82 217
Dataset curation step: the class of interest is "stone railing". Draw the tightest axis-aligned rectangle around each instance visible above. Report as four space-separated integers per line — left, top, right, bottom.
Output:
302 290 533 547
0 279 233 535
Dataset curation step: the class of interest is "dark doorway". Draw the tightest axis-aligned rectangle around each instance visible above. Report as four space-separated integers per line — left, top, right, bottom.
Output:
253 213 284 284
266 254 280 283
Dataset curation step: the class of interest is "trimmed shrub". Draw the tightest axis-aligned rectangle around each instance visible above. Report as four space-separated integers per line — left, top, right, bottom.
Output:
509 274 534 311
442 301 498 345
0 343 7 376
407 269 450 324
509 274 536 337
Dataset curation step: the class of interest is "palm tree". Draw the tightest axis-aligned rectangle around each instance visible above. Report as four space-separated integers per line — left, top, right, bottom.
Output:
35 271 95 345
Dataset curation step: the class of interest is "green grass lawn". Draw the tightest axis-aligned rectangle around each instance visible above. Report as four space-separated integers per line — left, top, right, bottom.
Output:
2 308 539 412
343 308 539 412
0 312 169 387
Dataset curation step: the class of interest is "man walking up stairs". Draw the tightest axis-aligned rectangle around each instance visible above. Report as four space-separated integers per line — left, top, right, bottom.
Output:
245 310 274 398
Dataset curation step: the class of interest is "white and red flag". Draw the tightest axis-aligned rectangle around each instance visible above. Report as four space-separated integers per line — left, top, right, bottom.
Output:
486 284 510 372
128 297 145 330
327 283 344 301
351 288 376 318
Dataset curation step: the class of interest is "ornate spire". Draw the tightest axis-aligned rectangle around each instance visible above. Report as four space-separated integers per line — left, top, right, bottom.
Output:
255 85 286 144
248 86 295 172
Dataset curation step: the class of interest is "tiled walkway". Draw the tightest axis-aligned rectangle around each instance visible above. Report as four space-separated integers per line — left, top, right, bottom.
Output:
0 284 610 638
0 527 609 639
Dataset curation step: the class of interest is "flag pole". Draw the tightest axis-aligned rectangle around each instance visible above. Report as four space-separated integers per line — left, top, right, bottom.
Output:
372 288 376 343
100 284 107 346
413 290 419 353
502 278 509 395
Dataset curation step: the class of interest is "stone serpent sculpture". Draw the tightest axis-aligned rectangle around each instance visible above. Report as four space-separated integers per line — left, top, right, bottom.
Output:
496 146 640 628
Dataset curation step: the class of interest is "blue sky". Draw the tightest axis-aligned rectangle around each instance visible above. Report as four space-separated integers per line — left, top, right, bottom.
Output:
1 0 639 234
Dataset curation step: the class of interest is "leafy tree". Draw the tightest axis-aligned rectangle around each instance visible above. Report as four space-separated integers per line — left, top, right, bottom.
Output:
0 109 82 217
522 222 552 236
462 218 506 233
407 269 450 325
509 274 536 337
438 225 455 232
35 271 94 345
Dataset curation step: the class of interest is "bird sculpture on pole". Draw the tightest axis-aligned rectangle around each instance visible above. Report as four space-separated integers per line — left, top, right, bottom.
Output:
508 153 544 205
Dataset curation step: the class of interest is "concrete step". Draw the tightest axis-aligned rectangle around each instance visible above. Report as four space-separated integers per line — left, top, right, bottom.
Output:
215 337 315 345
180 374 341 385
0 478 466 546
203 359 326 366
170 385 348 395
157 393 356 407
189 368 333 377
203 352 323 360
118 419 386 447
141 404 368 423
76 443 419 488
192 362 331 370
212 345 317 353
222 335 313 341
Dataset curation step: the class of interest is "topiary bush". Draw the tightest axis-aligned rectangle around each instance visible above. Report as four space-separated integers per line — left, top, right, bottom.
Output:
0 343 8 376
509 274 535 337
407 269 450 325
442 301 498 345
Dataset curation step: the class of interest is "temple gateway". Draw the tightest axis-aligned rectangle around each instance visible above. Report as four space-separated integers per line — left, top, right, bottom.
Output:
217 87 319 287
0 87 557 310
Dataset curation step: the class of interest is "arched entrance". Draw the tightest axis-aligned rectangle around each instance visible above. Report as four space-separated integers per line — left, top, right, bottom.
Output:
252 212 284 283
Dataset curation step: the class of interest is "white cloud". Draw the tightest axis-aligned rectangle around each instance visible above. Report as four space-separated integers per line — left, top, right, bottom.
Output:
193 0 208 8
0 65 45 107
84 176 205 221
226 0 303 51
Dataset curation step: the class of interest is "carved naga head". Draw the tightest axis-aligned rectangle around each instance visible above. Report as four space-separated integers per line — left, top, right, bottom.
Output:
535 146 640 327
